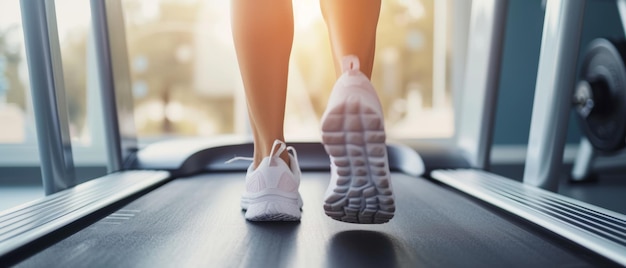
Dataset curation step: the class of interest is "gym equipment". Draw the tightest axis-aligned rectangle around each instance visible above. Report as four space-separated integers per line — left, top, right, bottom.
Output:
574 38 626 152
3 146 623 267
571 0 626 181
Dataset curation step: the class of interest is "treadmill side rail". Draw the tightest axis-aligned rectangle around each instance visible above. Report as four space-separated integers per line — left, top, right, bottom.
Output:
432 169 626 266
0 170 170 259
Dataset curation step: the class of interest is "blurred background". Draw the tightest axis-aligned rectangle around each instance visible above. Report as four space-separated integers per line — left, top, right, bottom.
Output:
0 0 453 148
0 0 455 210
2 0 622 212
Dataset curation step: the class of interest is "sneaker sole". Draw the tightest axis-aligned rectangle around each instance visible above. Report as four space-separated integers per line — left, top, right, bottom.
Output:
321 95 395 224
242 192 301 221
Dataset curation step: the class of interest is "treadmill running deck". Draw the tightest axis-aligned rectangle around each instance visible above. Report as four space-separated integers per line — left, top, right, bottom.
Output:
15 173 612 267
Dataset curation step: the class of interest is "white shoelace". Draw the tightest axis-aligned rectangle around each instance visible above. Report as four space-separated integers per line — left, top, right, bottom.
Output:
225 140 297 168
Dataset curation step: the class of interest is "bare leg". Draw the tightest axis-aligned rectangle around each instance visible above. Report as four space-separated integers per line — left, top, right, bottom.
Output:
231 0 293 167
321 0 381 78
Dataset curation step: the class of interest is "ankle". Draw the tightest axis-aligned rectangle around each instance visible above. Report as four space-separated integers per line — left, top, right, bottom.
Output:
253 148 291 169
280 151 291 168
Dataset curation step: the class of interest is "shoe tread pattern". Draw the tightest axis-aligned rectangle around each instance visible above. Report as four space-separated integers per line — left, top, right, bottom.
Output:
322 96 395 224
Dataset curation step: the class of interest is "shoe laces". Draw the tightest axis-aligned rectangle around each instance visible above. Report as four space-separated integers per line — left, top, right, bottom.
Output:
225 140 297 168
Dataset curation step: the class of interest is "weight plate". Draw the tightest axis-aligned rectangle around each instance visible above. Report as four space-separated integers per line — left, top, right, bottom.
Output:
576 38 626 152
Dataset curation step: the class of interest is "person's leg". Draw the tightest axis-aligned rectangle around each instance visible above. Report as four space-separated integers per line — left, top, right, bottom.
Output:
231 0 303 222
231 0 293 167
320 0 394 224
321 0 381 78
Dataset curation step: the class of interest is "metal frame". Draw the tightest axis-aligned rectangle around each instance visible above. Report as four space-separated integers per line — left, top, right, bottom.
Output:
571 138 595 181
451 0 472 143
523 0 586 191
432 0 448 109
91 0 138 172
0 170 171 260
455 0 508 170
432 169 626 266
618 0 626 37
434 2 626 263
20 0 76 195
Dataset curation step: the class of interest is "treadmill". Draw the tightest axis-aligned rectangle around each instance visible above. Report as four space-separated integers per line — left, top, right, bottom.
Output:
1 0 625 267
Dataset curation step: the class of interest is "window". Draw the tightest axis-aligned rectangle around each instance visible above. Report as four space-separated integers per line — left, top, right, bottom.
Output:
0 1 44 210
121 0 455 145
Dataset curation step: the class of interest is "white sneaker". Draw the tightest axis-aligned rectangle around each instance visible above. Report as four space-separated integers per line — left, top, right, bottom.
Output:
320 55 395 224
236 140 303 221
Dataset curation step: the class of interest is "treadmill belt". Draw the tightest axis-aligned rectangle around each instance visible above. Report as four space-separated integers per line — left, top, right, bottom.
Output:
15 173 610 267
